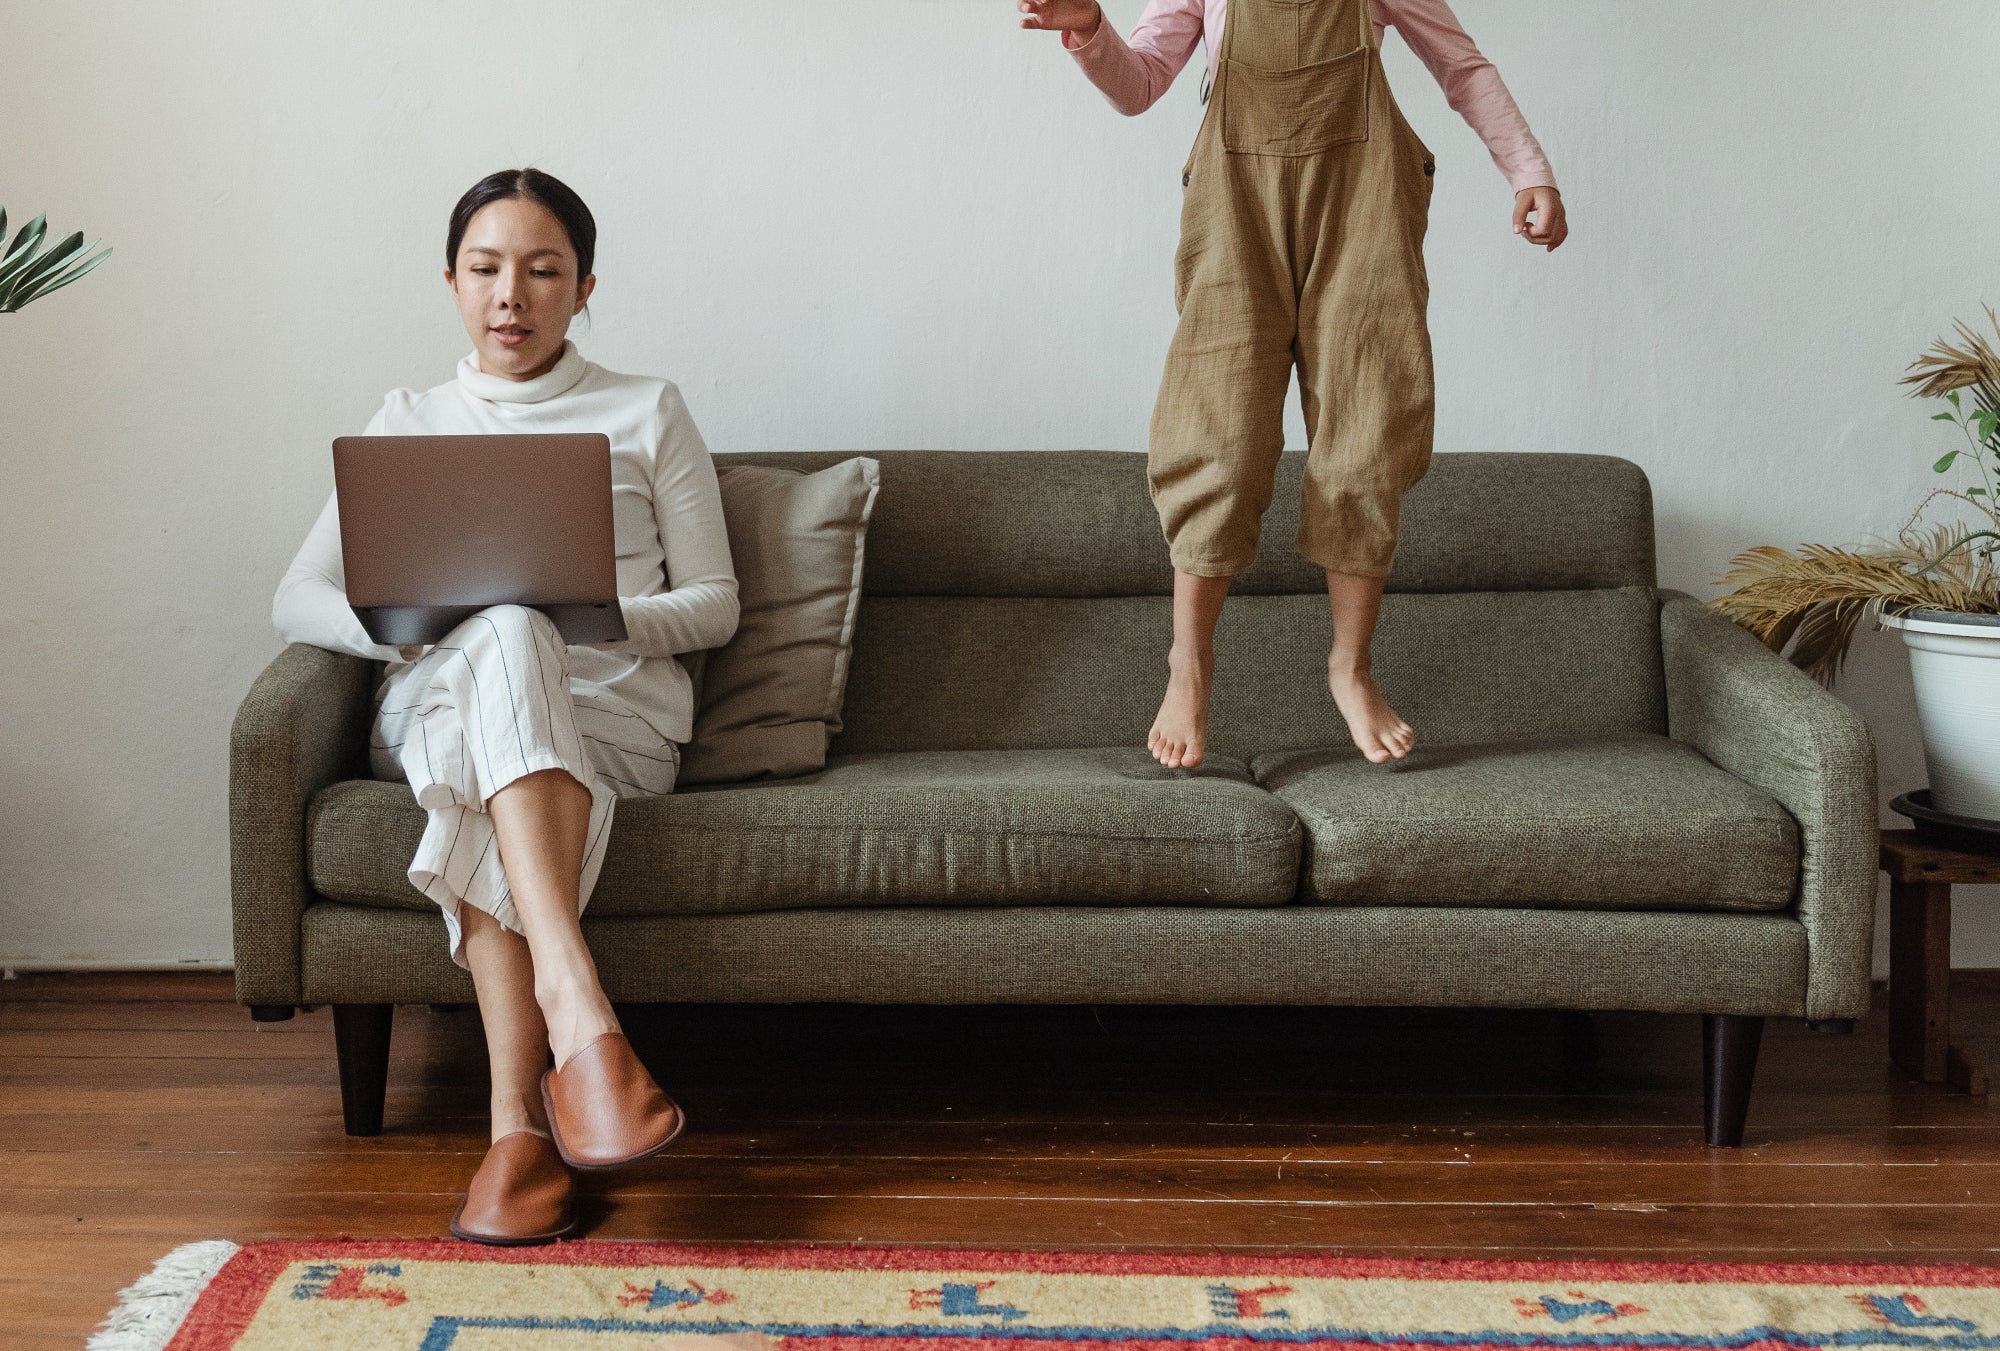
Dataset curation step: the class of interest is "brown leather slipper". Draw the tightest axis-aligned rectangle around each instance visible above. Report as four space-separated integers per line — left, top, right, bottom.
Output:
449 1131 577 1246
539 1032 687 1171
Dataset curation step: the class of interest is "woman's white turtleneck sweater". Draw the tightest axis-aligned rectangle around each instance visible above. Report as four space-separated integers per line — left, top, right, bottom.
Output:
272 342 739 744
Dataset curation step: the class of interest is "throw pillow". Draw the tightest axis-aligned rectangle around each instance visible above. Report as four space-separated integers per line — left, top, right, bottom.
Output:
677 457 881 784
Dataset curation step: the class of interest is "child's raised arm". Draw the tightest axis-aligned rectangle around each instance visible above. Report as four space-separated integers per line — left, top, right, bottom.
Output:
1019 0 1206 117
1018 0 1103 39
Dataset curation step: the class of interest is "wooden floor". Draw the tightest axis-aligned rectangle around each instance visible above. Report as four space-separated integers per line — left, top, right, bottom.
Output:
4 973 1996 1347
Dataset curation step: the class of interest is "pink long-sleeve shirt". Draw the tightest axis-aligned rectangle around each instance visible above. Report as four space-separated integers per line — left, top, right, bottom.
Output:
1064 0 1556 194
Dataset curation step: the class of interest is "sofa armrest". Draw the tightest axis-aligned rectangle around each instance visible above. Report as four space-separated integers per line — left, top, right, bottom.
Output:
229 643 376 1005
1658 590 1878 1020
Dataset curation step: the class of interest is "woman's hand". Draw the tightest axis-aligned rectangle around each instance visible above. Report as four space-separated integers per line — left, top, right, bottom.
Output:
1513 187 1567 251
396 644 427 663
1019 0 1103 41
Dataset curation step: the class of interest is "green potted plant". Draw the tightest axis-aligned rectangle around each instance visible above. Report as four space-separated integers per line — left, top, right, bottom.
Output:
0 208 112 312
1714 306 2000 824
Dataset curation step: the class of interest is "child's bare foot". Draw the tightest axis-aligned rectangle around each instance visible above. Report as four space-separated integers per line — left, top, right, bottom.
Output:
1328 661 1414 763
1149 647 1213 769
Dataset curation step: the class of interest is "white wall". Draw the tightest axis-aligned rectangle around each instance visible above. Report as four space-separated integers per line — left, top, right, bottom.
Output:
3 1 1998 970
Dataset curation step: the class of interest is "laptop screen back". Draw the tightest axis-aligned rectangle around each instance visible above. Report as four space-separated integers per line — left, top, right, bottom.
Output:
332 433 618 611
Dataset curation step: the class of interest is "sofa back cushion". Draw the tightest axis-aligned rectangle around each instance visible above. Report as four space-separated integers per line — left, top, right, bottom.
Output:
712 450 1665 761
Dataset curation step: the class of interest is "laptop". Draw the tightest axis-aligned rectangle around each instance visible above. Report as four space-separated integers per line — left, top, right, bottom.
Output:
332 432 628 646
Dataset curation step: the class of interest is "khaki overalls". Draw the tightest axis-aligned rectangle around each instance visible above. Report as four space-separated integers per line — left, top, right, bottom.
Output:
1149 0 1436 579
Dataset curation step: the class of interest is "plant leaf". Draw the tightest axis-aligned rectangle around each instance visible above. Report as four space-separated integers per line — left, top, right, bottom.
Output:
0 229 81 299
2 212 45 266
0 215 49 288
0 231 84 308
1935 450 1961 472
10 230 82 287
1934 411 1959 422
1949 390 1963 408
5 246 111 309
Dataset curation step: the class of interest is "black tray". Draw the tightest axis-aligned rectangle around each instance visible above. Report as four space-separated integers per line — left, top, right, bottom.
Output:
1890 789 2000 854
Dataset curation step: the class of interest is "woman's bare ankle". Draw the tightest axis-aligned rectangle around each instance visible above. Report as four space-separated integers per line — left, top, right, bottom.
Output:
490 1090 551 1143
536 979 621 1068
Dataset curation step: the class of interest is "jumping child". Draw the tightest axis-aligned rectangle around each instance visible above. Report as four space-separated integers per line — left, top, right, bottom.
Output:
1021 0 1566 766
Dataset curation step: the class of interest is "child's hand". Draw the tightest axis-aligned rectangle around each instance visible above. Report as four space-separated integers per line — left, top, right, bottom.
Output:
1512 187 1567 252
1020 0 1103 41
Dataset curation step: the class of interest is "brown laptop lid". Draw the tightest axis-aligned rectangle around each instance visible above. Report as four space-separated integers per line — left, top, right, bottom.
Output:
333 433 621 640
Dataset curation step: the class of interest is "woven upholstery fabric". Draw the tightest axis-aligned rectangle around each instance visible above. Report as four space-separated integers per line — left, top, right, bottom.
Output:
300 902 1809 1015
229 643 377 1004
1659 592 1880 1020
309 748 1301 915
716 451 1655 597
1256 734 1800 912
833 588 1665 762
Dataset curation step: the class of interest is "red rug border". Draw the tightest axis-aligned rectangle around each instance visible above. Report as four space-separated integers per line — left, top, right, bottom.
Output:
165 1239 2000 1351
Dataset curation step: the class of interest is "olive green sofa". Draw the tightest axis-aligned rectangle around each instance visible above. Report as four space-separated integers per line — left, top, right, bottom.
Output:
230 450 1878 1146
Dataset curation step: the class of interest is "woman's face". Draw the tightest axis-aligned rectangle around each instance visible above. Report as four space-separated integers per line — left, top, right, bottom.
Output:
446 196 596 381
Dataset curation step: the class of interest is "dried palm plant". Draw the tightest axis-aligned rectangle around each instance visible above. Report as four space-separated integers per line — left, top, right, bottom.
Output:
1711 308 2000 685
1901 303 2000 416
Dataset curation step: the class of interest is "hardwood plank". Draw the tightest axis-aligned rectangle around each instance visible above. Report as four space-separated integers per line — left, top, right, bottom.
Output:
7 1187 2000 1254
0 999 1923 1087
11 1110 2000 1164
4 1070 1997 1136
6 1149 1998 1207
0 1234 199 1347
0 1029 393 1059
0 971 235 1002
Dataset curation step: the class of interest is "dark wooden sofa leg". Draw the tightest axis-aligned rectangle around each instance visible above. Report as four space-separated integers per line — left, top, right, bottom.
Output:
248 1005 295 1023
1702 1013 1764 1147
333 1004 394 1137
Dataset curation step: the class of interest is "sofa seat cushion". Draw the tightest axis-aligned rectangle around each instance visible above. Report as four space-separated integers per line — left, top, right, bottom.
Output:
309 748 1302 916
1255 735 1799 912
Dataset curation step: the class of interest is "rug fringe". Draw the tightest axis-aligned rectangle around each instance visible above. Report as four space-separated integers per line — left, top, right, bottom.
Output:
88 1240 240 1351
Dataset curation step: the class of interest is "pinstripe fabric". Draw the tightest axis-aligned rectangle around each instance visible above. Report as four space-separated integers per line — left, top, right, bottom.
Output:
368 604 679 966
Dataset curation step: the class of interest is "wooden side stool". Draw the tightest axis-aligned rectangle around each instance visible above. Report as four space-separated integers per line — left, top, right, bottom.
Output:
1878 829 1992 1095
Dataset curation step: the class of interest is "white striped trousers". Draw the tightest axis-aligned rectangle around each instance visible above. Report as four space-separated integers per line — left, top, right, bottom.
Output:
368 604 679 966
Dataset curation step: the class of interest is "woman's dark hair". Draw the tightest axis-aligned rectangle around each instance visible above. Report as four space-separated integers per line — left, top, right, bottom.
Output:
445 168 596 280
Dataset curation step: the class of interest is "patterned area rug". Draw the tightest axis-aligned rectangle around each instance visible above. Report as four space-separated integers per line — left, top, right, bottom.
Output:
96 1241 2000 1351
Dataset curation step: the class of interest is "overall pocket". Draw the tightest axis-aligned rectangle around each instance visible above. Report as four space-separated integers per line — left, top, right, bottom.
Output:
1221 44 1370 157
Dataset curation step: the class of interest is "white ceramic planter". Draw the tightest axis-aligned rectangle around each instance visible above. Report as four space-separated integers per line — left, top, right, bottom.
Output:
1881 607 2000 821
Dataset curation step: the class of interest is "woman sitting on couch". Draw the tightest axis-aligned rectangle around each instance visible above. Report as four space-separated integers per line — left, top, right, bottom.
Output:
272 168 739 1244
